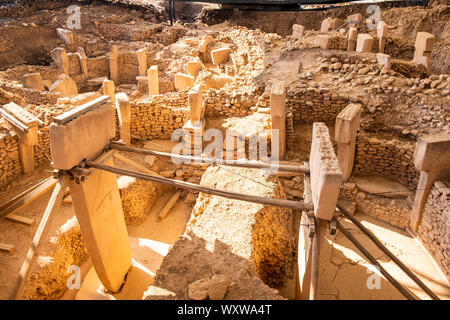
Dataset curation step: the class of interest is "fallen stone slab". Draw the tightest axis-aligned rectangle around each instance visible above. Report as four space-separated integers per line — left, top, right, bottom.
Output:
355 175 412 198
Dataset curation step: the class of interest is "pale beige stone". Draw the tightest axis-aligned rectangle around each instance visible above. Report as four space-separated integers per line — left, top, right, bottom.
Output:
211 47 232 65
116 92 131 145
320 18 332 32
147 65 159 96
318 35 331 50
49 102 115 170
69 155 132 293
209 275 228 300
23 73 44 91
3 102 38 173
292 24 305 39
376 53 391 69
309 123 342 221
49 74 78 97
136 49 147 77
77 47 88 77
356 34 373 53
175 73 195 91
413 56 431 75
51 47 69 75
347 13 363 27
188 84 203 123
414 32 435 60
187 61 202 77
335 104 362 182
270 80 286 160
188 277 210 300
102 79 116 104
110 45 119 84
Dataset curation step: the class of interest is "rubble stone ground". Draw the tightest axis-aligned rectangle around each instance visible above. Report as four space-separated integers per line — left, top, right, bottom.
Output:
0 0 449 300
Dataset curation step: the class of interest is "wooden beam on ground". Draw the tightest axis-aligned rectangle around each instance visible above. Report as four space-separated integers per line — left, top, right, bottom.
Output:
6 214 34 225
0 177 56 221
86 161 312 212
12 175 69 300
159 192 181 220
0 243 14 253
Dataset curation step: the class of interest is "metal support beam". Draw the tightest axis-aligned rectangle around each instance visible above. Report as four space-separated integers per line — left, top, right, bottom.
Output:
85 160 311 211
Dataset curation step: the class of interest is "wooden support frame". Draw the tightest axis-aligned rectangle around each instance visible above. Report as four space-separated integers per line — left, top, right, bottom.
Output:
12 175 69 300
0 177 56 221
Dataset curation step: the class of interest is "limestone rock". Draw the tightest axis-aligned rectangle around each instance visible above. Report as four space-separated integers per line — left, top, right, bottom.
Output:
209 274 229 300
188 277 210 300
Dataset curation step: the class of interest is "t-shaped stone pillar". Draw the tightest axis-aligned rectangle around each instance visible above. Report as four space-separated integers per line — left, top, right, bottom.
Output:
198 35 213 62
356 34 373 53
147 65 159 96
51 47 69 75
310 123 342 221
116 92 131 146
413 32 435 61
320 18 332 33
270 80 286 160
335 104 362 182
102 79 116 104
409 133 450 232
2 102 39 174
377 21 388 53
77 47 89 78
347 27 358 52
110 45 119 84
136 49 147 77
49 96 132 292
189 85 203 124
292 24 305 40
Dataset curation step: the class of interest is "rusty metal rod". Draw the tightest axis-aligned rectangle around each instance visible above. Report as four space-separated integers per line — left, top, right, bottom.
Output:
337 203 440 300
85 161 312 211
109 141 310 173
336 220 416 300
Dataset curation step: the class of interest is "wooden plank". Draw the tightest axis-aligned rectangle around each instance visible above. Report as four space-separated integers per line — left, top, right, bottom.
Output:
53 95 110 124
0 243 14 253
159 192 181 219
6 214 34 225
0 177 57 221
12 175 69 300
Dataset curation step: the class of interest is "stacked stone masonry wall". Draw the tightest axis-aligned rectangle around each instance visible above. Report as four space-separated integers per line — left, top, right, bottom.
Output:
418 182 450 282
353 132 419 189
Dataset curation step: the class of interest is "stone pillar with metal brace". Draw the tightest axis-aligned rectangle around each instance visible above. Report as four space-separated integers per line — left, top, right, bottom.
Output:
49 95 132 293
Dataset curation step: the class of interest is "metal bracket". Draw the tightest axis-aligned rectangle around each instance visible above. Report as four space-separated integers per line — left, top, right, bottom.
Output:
307 211 316 238
329 215 337 235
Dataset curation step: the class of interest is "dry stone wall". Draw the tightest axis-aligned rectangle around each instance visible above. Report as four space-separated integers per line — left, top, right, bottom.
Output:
0 131 21 187
418 181 450 282
287 85 353 124
353 132 419 189
204 88 256 117
130 91 190 140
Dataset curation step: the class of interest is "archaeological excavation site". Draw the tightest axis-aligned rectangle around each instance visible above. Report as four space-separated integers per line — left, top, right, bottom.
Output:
0 0 449 303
